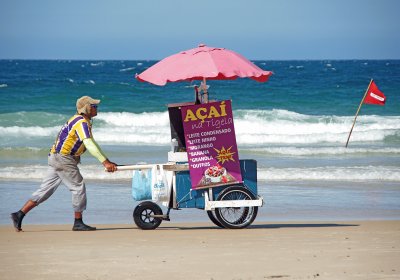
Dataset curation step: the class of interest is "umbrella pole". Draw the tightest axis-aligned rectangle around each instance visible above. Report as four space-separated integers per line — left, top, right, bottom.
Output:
202 77 209 103
194 85 200 104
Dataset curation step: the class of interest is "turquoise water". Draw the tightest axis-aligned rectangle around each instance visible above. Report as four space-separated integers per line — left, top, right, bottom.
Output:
0 59 399 224
1 60 399 115
0 59 399 181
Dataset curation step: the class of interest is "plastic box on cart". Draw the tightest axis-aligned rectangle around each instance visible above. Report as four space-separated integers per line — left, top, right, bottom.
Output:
174 159 257 209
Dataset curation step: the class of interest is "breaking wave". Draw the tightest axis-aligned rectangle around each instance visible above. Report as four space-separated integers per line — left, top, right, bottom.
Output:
1 109 399 146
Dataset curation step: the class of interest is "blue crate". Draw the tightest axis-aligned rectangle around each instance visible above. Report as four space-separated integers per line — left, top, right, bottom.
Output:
175 159 257 209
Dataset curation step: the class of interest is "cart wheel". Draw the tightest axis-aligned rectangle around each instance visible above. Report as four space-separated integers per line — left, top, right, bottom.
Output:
215 185 258 229
133 201 163 230
207 210 224 228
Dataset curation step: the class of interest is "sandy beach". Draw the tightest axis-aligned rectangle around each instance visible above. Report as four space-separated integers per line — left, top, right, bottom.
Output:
1 220 399 280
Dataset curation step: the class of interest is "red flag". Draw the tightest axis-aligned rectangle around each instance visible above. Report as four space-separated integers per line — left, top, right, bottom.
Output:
363 80 386 106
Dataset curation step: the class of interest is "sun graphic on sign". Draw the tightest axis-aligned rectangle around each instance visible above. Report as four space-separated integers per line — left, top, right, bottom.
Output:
214 146 236 164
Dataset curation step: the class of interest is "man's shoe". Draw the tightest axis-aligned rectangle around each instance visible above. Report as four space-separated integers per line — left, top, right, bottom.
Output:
11 211 24 232
72 220 96 231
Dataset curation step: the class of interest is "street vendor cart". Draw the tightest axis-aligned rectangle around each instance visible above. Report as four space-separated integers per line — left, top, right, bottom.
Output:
118 100 264 229
120 44 272 229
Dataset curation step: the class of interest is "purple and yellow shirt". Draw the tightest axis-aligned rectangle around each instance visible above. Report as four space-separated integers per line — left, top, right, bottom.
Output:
50 115 92 156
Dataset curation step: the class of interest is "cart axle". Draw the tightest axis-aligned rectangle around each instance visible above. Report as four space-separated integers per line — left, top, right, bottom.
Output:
151 214 170 221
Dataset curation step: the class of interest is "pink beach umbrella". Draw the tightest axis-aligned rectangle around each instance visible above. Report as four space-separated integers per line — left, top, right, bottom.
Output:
136 44 272 88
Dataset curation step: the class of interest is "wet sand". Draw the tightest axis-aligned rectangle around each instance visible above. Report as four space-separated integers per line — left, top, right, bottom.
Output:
0 220 399 279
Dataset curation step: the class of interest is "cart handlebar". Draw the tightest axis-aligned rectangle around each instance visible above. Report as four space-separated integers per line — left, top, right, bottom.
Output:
109 164 189 172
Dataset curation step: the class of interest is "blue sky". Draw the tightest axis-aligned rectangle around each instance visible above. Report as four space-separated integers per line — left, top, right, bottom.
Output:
1 0 399 60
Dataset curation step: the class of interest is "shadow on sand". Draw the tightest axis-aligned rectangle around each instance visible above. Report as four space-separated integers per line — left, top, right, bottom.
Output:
249 223 359 229
20 223 359 232
147 222 360 231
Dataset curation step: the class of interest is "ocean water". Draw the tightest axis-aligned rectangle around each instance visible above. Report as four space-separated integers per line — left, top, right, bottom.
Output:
0 59 399 224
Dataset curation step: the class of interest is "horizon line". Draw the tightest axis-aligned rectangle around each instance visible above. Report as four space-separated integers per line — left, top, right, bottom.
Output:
1 57 400 61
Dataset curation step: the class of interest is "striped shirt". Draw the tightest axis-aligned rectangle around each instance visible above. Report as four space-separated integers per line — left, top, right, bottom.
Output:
50 115 92 156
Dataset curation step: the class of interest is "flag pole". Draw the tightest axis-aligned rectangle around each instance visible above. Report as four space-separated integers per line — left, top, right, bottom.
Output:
345 79 373 148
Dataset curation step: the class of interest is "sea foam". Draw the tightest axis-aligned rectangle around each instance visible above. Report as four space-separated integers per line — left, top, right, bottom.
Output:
258 166 400 181
1 164 399 182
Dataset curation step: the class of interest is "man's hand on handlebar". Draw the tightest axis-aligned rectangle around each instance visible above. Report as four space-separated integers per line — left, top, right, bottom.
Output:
103 159 118 172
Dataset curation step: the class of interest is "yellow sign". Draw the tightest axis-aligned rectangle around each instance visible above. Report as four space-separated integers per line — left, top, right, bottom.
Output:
214 146 236 164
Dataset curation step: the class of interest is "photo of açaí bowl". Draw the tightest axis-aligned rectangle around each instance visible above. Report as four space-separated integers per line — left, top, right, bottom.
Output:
205 165 226 183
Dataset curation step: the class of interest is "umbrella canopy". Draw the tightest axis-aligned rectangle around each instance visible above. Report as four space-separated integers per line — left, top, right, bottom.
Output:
136 44 272 86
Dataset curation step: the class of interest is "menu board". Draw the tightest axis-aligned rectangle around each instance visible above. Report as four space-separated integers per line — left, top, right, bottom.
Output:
181 100 242 189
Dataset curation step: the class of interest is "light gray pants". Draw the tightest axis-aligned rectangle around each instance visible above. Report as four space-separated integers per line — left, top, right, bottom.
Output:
31 153 87 212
